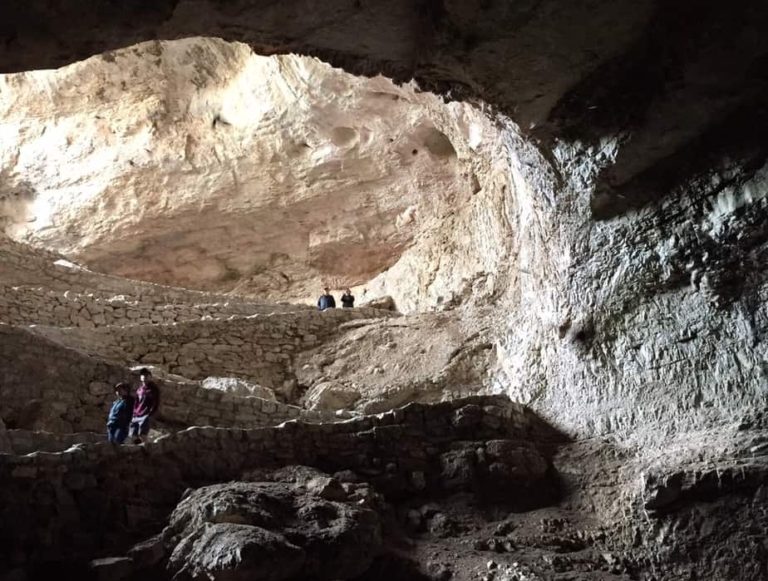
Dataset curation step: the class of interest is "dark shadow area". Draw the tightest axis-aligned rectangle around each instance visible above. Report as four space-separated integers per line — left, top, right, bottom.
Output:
350 553 434 581
24 561 98 581
543 0 768 218
591 98 768 219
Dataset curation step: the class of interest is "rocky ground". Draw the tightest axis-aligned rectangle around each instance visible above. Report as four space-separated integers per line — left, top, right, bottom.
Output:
32 427 766 581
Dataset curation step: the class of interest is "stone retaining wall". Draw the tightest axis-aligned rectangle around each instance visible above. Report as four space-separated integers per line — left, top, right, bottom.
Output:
4 430 105 455
0 396 564 570
0 285 311 328
0 326 334 434
0 325 128 433
0 237 319 329
32 307 392 390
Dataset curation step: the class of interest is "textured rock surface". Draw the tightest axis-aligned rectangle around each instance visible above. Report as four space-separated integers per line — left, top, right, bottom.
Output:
0 396 560 569
1 0 765 196
492 129 768 442
298 311 495 413
1 6 765 441
200 376 276 401
163 478 382 580
7 0 762 147
0 323 334 433
0 37 506 310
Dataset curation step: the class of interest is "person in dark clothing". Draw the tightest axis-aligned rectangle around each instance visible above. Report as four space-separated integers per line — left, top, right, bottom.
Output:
317 287 336 311
107 382 134 444
341 288 355 308
129 368 160 444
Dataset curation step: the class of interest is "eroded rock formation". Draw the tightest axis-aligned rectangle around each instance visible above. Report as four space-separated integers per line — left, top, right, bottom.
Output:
0 38 508 311
163 476 382 581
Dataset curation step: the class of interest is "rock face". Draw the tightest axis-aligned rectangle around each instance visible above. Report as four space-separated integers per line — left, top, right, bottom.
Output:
0 396 560 572
1 3 765 442
163 478 382 581
0 37 507 310
493 128 768 441
298 311 495 413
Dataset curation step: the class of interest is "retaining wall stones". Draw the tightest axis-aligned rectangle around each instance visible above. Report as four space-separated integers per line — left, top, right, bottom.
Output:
4 430 105 455
0 324 128 433
2 237 255 300
0 237 323 329
31 307 393 391
0 285 311 328
0 326 334 434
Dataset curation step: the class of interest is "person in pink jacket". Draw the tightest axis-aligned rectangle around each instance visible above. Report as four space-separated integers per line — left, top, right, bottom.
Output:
129 368 160 444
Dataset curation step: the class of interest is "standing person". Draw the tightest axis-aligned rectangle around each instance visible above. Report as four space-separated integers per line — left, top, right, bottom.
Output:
106 382 134 444
317 287 336 311
130 368 160 445
341 288 355 308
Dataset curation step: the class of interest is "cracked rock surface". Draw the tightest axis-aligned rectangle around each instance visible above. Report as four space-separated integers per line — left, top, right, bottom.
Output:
163 476 382 581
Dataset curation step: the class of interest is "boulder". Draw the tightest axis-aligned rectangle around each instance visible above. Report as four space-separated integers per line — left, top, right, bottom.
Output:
170 523 305 581
306 476 348 501
128 533 165 569
88 557 133 581
439 440 558 509
162 475 382 580
303 381 361 411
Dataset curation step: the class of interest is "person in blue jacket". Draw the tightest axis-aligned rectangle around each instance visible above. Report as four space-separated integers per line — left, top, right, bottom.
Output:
106 382 134 444
317 287 336 311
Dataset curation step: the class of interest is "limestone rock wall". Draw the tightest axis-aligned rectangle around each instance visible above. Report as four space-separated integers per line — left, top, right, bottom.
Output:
0 234 236 295
0 0 657 132
0 234 313 318
0 38 505 309
297 311 497 414
0 1 766 449
492 129 768 443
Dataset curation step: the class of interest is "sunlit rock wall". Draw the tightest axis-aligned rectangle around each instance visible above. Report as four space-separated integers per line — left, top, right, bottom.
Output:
0 37 509 310
492 126 768 442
